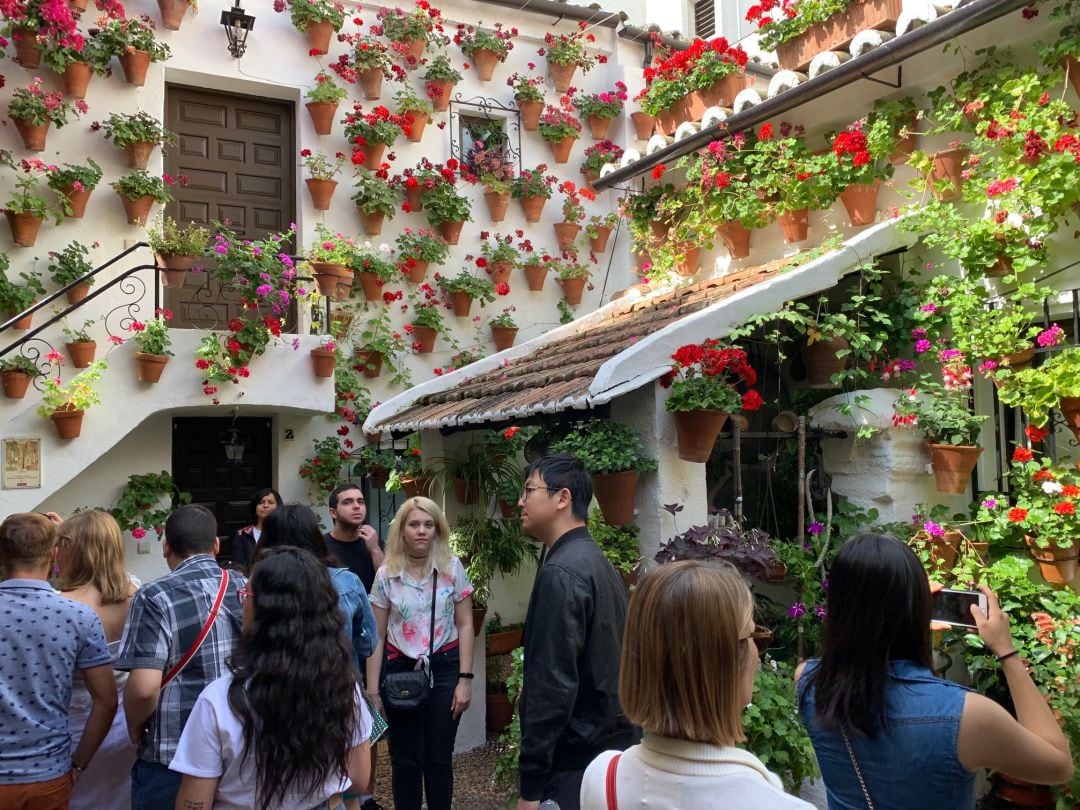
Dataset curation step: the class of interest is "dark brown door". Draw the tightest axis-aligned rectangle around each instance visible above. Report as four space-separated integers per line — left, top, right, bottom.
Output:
163 86 296 329
171 416 274 543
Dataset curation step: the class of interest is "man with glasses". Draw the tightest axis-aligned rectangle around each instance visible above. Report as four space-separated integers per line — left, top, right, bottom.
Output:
516 454 638 810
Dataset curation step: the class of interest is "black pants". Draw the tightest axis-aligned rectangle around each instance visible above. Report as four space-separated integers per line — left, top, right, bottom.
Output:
383 647 461 810
542 768 586 810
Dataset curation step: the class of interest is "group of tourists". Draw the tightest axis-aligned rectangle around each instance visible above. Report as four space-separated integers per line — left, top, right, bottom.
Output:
0 453 1074 810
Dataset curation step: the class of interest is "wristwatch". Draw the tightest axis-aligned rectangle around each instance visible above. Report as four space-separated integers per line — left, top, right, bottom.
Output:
458 672 475 680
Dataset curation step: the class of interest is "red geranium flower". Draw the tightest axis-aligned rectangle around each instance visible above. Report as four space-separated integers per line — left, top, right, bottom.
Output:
1007 507 1028 523
1012 446 1034 463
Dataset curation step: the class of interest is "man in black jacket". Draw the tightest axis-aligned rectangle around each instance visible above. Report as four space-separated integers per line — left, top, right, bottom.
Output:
516 454 637 810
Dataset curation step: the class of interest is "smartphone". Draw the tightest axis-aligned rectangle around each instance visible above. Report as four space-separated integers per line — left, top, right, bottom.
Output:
931 588 987 629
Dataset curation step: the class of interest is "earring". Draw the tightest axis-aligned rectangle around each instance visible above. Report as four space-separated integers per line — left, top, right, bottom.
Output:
51 561 61 578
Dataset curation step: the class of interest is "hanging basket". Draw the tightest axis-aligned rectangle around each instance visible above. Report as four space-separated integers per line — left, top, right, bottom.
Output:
1024 535 1078 586
438 219 465 245
405 259 430 284
310 262 353 300
362 141 387 167
676 247 700 277
471 603 488 636
553 222 581 251
593 470 639 527
403 37 426 64
401 472 433 498
157 252 198 288
66 281 91 305
119 49 152 85
589 225 612 254
926 443 983 494
135 352 169 383
450 291 474 317
310 347 336 378
1058 397 1080 441
50 406 85 440
838 180 881 227
472 48 501 81
490 325 518 351
673 409 729 463
367 465 390 488
452 476 480 504
5 310 35 330
305 101 339 136
801 336 850 388
928 148 968 202
586 114 612 140
519 100 543 131
483 190 510 222
5 211 44 247
305 20 334 54
405 109 429 142
2 370 33 399
13 27 43 68
427 80 456 112
487 261 513 285
306 178 337 210
630 111 655 140
356 271 383 302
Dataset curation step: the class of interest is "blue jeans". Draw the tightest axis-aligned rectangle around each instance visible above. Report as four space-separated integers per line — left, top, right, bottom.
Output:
130 759 182 810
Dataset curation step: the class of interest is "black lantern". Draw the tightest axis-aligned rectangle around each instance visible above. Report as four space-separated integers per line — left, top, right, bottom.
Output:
219 411 249 465
220 3 255 59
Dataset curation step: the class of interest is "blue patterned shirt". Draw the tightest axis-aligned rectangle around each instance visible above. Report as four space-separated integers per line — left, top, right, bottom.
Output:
115 554 245 766
0 579 111 783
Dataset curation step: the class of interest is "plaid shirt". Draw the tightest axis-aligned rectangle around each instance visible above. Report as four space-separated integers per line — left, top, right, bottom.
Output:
116 554 246 766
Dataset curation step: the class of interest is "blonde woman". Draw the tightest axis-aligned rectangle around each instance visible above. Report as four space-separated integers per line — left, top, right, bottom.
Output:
581 560 814 809
365 497 475 810
56 510 140 810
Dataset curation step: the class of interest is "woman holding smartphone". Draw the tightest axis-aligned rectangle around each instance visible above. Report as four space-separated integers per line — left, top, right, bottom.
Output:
796 533 1072 808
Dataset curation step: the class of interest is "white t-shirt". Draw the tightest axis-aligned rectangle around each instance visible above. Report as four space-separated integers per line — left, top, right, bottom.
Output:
170 674 371 810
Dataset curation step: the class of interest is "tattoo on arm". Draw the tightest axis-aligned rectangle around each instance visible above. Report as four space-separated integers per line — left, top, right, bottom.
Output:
182 802 207 810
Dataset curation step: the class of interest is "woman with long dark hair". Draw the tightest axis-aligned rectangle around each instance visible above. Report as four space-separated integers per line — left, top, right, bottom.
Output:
228 487 282 573
797 533 1072 808
171 546 371 810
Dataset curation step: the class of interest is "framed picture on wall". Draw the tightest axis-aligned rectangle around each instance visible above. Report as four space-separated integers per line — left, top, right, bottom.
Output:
3 437 42 489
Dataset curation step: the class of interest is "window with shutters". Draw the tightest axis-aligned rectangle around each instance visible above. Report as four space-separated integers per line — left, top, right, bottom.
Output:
693 0 716 38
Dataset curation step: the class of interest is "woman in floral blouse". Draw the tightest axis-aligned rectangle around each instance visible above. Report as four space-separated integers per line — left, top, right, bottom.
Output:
365 497 474 810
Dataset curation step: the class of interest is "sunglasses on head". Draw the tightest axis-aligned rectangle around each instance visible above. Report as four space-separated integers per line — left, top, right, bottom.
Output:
744 625 773 656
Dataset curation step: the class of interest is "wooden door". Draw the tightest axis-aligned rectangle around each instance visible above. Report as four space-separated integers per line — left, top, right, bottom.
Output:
163 86 296 329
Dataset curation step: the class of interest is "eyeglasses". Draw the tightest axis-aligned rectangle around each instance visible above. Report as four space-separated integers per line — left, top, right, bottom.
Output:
237 586 252 606
520 485 560 500
743 625 773 656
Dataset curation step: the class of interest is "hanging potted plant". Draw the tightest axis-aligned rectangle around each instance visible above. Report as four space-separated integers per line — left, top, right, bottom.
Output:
437 270 495 317
478 232 519 285
37 359 107 440
61 319 98 368
554 181 594 251
507 70 545 130
521 253 549 292
1008 452 1080 585
355 307 408 381
473 146 515 221
351 167 397 235
306 224 355 300
408 283 446 353
301 148 346 211
551 418 658 527
95 15 172 86
336 34 393 99
660 339 764 462
376 0 446 68
511 164 557 222
538 102 582 164
274 0 346 55
1000 347 1080 440
1 356 41 399
349 240 398 303
421 179 472 245
872 96 921 165
7 76 86 152
343 103 411 166
157 0 195 30
128 311 174 383
48 241 96 305
585 212 619 254
422 54 463 113
580 141 623 192
40 35 112 98
111 170 176 225
572 81 627 140
310 336 338 378
2 152 63 247
394 86 435 142
98 110 177 171
824 118 894 227
148 215 210 286
552 252 591 306
0 271 46 331
394 227 449 283
746 123 833 244
47 159 103 220
541 23 597 92
488 306 518 351
305 71 349 136
454 21 515 81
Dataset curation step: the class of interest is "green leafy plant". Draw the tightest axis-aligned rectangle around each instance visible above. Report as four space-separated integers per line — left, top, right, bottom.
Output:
351 168 398 217
110 170 175 203
549 418 658 475
999 347 1080 429
47 241 94 288
437 271 495 304
128 311 174 356
98 110 175 148
537 103 582 144
41 34 112 74
422 53 462 84
395 227 450 264
307 223 354 264
455 21 515 59
37 359 107 417
306 70 348 104
748 0 853 51
587 508 641 575
0 355 41 376
506 70 544 103
449 515 538 606
275 0 346 31
62 318 95 344
7 76 86 126
661 340 764 414
0 271 46 315
420 181 472 226
2 151 62 221
511 164 557 199
394 85 435 117
299 435 349 502
742 657 820 793
46 159 104 196
489 306 517 329
110 470 191 539
147 216 210 256
572 82 628 120
94 15 171 62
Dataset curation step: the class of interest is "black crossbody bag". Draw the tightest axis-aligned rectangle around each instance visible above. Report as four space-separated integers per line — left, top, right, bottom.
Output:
380 568 437 711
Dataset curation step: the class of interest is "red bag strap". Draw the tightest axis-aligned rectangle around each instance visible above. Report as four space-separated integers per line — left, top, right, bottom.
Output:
160 570 230 690
604 753 621 810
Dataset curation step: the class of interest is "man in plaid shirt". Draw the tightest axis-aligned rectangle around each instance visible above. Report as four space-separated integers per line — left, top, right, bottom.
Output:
116 504 246 810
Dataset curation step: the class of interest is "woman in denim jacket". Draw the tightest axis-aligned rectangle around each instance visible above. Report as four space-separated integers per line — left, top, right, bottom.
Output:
797 534 1072 809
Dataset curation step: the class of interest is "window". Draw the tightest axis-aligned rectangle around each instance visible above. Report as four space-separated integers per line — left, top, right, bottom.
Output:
717 0 758 42
457 113 512 176
693 0 716 38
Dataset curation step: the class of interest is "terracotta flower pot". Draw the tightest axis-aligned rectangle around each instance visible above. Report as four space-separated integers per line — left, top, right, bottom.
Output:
453 476 480 505
427 80 456 112
124 140 158 170
13 28 43 68
310 262 353 300
157 252 197 288
484 190 510 222
66 281 91 305
775 0 902 71
119 194 155 225
450 291 474 317
631 111 655 140
135 352 169 383
927 443 983 494
438 219 465 245
1024 535 1077 586
119 49 152 86
676 247 700 277
486 628 523 657
59 184 93 219
402 184 424 213
62 62 93 99
362 141 386 167
524 264 548 291
66 341 97 369
888 112 918 165
471 48 501 81
519 194 546 223
70 0 88 9
367 465 390 488
987 347 1035 387
593 470 639 527
13 117 49 152
5 212 44 247
157 0 191 30
580 168 598 193
359 209 385 236
718 221 752 259
486 690 514 733
471 603 487 636
838 180 881 227
548 60 577 92
589 225 612 253
1058 396 1080 441
405 259 430 283
928 148 968 202
777 208 810 243
519 100 543 131
401 472 433 498
553 222 581 251
405 110 429 142
991 774 1057 808
673 410 729 463
50 407 85 440
2 370 33 399
549 135 577 164
586 114 613 140
359 67 384 100
5 310 35 330
355 348 384 378
560 276 587 305
310 347 336 378
1062 56 1080 98
306 101 338 136
403 37 426 63
306 178 337 210
305 20 334 55
356 271 383 302
486 261 512 285
490 325 518 350
412 325 438 353
801 336 850 387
